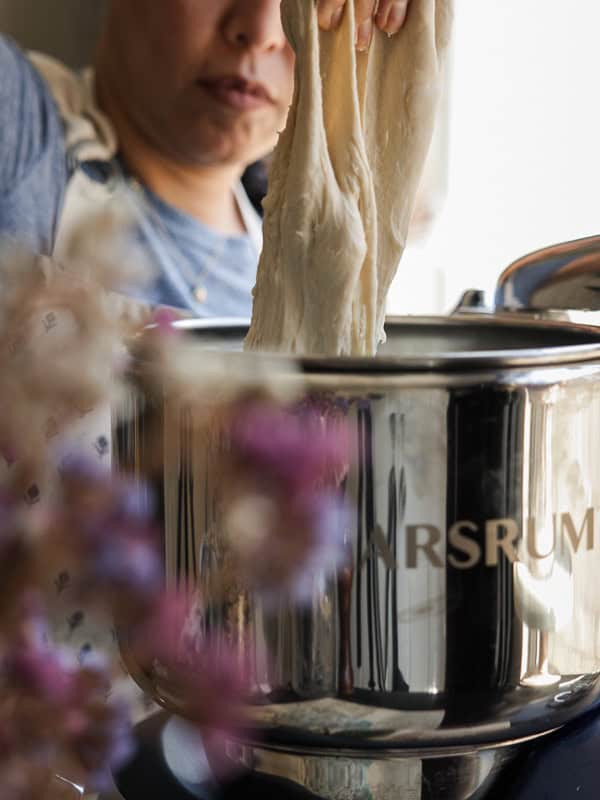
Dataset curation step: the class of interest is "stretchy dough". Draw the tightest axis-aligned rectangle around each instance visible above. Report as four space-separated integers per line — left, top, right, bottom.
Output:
246 0 453 356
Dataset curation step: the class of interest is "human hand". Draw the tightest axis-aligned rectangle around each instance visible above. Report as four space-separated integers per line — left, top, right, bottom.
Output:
317 0 411 51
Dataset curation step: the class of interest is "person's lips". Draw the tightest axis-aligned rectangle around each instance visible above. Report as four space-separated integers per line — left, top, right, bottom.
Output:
197 76 275 112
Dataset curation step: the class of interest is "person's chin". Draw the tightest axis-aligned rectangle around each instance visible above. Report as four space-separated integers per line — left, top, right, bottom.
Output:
197 127 277 168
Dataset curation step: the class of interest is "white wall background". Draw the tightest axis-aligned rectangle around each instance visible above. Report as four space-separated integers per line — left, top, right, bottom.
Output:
388 0 600 315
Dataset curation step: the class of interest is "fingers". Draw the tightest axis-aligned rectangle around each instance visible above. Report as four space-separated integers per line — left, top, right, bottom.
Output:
354 0 376 51
375 0 410 35
317 0 346 31
317 0 376 50
317 0 410 50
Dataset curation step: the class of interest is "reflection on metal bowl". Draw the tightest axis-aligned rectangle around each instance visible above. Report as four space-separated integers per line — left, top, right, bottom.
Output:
116 316 600 800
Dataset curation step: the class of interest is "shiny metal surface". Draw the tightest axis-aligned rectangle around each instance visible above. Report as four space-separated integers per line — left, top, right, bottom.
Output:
452 289 492 316
52 774 85 798
495 234 600 315
116 317 600 795
223 738 521 800
172 315 600 371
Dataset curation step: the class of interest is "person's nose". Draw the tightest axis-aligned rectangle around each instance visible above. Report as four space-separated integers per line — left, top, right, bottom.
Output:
222 0 287 53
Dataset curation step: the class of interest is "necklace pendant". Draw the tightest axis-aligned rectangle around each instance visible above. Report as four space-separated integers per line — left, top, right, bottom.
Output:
194 286 208 304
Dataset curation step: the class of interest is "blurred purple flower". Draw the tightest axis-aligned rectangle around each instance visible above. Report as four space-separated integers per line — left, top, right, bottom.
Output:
151 306 182 336
3 644 74 704
129 590 248 731
225 488 349 604
68 695 135 792
50 457 162 607
58 454 155 521
0 385 356 796
285 492 350 603
97 539 158 588
229 402 350 495
224 402 351 602
117 480 155 521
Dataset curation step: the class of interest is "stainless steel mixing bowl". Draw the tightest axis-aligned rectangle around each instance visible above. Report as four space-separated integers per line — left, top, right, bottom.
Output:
116 315 600 799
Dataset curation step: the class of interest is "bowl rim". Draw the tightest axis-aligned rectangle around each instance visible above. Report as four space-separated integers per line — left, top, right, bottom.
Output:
168 315 600 374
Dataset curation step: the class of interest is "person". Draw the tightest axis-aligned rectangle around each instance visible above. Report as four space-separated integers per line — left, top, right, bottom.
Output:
0 6 415 786
0 0 411 319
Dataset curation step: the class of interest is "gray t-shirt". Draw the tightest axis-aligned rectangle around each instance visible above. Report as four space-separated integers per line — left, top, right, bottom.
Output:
0 36 67 254
0 35 259 317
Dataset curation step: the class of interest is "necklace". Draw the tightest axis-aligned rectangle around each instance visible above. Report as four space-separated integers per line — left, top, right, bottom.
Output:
115 164 257 314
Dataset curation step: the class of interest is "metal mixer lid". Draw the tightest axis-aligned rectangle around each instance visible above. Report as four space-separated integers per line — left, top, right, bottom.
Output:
495 234 600 313
174 315 600 372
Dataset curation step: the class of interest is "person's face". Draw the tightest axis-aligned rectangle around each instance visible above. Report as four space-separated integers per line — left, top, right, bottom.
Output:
105 0 295 168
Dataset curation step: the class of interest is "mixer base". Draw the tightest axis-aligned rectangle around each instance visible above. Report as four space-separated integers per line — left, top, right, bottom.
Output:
219 739 521 800
115 710 600 800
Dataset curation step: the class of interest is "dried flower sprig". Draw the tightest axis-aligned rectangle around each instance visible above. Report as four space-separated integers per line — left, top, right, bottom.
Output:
0 587 122 793
0 453 253 799
0 230 169 798
222 400 351 602
0 225 353 798
0 243 142 497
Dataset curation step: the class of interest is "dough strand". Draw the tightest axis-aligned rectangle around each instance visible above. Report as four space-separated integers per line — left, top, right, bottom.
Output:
246 0 453 356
